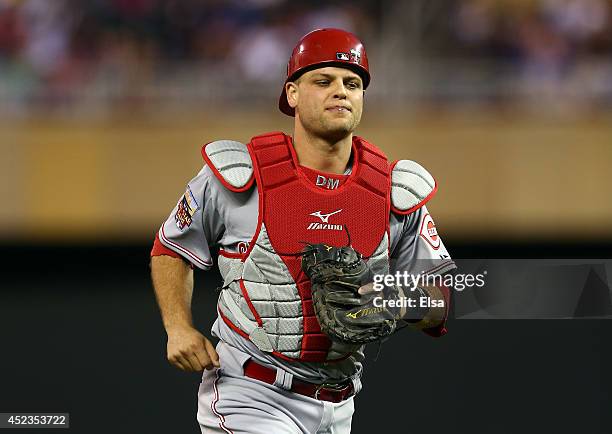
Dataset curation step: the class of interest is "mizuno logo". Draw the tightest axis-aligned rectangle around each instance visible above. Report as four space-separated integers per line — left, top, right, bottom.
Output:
346 307 384 319
309 209 342 223
307 222 343 231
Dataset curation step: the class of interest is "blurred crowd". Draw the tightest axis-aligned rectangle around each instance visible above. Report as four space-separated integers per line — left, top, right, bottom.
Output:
0 0 611 112
452 0 612 105
454 0 612 57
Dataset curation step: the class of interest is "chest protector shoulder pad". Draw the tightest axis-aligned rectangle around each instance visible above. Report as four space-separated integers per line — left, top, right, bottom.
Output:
390 159 437 214
201 140 254 191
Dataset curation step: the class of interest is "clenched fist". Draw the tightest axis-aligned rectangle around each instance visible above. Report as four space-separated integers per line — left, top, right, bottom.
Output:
166 326 220 372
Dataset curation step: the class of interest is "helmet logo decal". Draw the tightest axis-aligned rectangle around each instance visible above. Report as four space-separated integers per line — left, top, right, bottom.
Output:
350 48 361 64
336 52 350 61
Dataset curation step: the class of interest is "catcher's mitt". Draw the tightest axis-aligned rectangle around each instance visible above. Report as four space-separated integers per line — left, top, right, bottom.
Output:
301 243 399 344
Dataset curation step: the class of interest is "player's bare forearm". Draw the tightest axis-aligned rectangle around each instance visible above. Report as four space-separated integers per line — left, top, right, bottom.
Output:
150 255 220 371
399 285 447 330
358 282 447 331
150 255 195 331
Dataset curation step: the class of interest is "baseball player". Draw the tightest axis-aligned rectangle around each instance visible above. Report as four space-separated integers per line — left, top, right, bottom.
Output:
151 28 455 433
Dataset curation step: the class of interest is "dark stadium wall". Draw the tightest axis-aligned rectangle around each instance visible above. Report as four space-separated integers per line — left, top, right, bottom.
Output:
1 241 610 433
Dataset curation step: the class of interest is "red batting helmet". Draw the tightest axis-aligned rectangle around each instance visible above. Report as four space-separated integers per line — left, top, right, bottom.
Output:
279 28 370 117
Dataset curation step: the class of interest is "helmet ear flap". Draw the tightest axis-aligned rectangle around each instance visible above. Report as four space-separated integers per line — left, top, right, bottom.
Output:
279 28 370 117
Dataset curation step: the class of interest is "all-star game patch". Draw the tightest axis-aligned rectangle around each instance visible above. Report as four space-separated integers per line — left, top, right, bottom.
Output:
175 186 199 231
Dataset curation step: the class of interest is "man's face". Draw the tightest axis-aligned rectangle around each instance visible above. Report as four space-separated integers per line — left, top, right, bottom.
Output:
286 66 364 141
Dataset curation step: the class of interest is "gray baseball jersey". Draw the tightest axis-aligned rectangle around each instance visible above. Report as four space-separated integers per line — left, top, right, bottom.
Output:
158 148 455 434
158 163 455 383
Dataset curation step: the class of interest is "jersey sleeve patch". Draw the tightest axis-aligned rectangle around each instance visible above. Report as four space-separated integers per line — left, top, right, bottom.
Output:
175 185 199 230
419 212 440 250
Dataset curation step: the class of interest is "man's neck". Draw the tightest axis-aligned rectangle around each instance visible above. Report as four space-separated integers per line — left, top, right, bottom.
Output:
292 125 353 175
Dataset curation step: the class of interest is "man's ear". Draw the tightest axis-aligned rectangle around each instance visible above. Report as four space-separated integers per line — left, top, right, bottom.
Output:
286 82 298 109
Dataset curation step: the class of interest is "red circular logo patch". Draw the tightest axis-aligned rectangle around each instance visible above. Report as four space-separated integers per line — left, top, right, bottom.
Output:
427 221 438 241
420 213 441 250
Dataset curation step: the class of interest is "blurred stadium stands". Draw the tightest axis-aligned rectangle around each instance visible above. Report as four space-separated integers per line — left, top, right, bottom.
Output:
1 0 611 113
0 0 611 243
